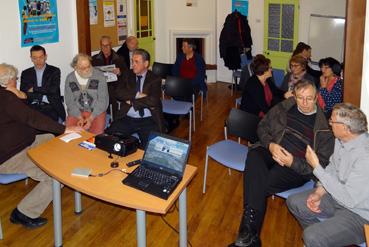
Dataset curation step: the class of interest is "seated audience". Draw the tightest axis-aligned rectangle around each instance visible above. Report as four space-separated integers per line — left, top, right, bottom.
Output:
20 45 66 122
0 63 82 228
105 49 163 148
229 80 334 247
281 55 315 98
65 54 109 135
172 38 207 99
317 57 343 118
291 42 321 85
117 35 139 69
92 35 128 117
287 103 369 247
240 54 284 118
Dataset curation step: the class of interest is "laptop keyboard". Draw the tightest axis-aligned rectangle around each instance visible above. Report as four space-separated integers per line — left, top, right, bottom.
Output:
134 166 178 186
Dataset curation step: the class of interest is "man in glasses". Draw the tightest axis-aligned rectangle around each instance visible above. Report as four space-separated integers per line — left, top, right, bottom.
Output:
229 80 334 247
20 45 65 122
287 103 369 246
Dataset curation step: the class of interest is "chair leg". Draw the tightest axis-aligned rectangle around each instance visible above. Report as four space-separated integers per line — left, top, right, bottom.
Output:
189 111 192 142
0 217 3 240
202 148 209 194
200 92 203 121
192 95 196 132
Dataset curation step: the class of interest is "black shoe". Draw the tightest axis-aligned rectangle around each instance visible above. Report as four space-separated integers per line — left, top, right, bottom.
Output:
232 206 261 247
10 208 47 228
234 224 260 247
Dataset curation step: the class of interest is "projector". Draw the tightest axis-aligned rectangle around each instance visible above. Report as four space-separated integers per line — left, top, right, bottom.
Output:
95 133 138 157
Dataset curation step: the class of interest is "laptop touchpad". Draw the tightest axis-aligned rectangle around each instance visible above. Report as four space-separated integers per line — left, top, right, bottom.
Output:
138 181 150 188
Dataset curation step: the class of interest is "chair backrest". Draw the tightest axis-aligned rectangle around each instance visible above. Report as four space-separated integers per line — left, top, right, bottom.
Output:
152 62 172 79
272 68 285 88
226 108 260 143
164 76 193 99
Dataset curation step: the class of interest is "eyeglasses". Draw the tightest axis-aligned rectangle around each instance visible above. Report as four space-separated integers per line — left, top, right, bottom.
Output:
290 64 301 68
295 96 315 102
329 118 345 125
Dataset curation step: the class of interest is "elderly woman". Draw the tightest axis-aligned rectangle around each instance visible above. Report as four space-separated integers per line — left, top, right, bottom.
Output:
317 57 343 117
65 53 109 135
291 42 321 84
240 54 284 118
281 55 316 98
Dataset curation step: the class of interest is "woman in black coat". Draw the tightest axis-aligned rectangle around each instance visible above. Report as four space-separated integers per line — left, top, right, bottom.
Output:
240 55 284 118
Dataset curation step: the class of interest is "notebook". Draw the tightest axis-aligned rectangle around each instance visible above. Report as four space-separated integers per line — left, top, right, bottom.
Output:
122 132 191 200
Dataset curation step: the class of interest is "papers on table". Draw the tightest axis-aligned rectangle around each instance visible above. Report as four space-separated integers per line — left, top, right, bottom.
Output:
59 133 82 143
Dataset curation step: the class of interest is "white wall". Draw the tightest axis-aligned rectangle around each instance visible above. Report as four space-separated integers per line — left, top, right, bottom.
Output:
360 2 369 117
0 1 79 93
155 0 216 63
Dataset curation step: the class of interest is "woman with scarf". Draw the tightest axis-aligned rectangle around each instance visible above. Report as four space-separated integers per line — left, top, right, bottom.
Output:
281 55 316 99
317 57 343 118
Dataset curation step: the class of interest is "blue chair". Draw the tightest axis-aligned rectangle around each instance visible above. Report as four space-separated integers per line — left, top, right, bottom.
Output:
272 68 285 88
0 173 28 240
162 76 195 141
232 54 252 95
275 180 314 199
202 108 259 193
235 97 242 108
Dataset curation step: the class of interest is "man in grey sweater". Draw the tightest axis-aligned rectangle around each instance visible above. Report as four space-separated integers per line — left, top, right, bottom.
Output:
287 103 369 247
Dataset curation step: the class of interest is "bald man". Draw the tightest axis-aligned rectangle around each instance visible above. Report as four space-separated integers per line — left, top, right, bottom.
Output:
117 36 139 69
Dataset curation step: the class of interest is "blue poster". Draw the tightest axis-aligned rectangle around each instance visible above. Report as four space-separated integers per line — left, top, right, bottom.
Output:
18 0 59 47
232 0 249 16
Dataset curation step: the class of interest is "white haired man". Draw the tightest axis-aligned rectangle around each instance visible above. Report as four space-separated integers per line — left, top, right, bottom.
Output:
287 103 369 246
0 63 82 228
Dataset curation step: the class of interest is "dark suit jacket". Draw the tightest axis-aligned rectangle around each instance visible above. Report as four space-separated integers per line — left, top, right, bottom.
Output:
115 70 164 132
20 64 66 121
116 42 131 68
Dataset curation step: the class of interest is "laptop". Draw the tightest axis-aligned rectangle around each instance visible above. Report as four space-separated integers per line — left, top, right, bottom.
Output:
122 132 191 200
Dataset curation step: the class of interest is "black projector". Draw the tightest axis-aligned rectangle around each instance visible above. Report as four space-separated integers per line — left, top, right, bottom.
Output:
95 133 138 157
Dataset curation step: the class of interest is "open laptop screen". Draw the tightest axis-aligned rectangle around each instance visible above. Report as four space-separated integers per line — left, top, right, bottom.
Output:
143 133 190 174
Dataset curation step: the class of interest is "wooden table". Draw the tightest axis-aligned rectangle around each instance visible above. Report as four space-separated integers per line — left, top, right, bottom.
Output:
28 132 197 247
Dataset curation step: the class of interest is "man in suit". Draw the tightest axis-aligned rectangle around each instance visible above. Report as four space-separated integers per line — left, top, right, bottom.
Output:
105 48 163 148
20 45 65 122
92 35 128 118
116 36 139 69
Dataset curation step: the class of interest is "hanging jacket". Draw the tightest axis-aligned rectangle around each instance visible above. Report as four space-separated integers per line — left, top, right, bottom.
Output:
219 11 253 70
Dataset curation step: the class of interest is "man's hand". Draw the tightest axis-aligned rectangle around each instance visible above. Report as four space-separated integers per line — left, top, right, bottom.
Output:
6 87 27 99
269 143 293 167
306 145 320 169
136 92 147 99
64 126 84 134
284 90 293 99
112 68 121 76
306 186 326 213
83 115 94 130
28 87 33 93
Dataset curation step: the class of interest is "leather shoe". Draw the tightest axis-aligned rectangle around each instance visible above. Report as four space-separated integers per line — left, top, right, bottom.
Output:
10 208 47 228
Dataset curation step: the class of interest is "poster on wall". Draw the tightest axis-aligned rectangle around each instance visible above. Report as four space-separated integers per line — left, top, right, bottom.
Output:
116 0 128 44
103 0 115 27
18 0 59 47
89 0 98 25
232 0 249 16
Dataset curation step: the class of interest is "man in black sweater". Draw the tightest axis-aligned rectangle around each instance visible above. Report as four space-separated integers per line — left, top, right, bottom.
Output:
0 63 82 228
